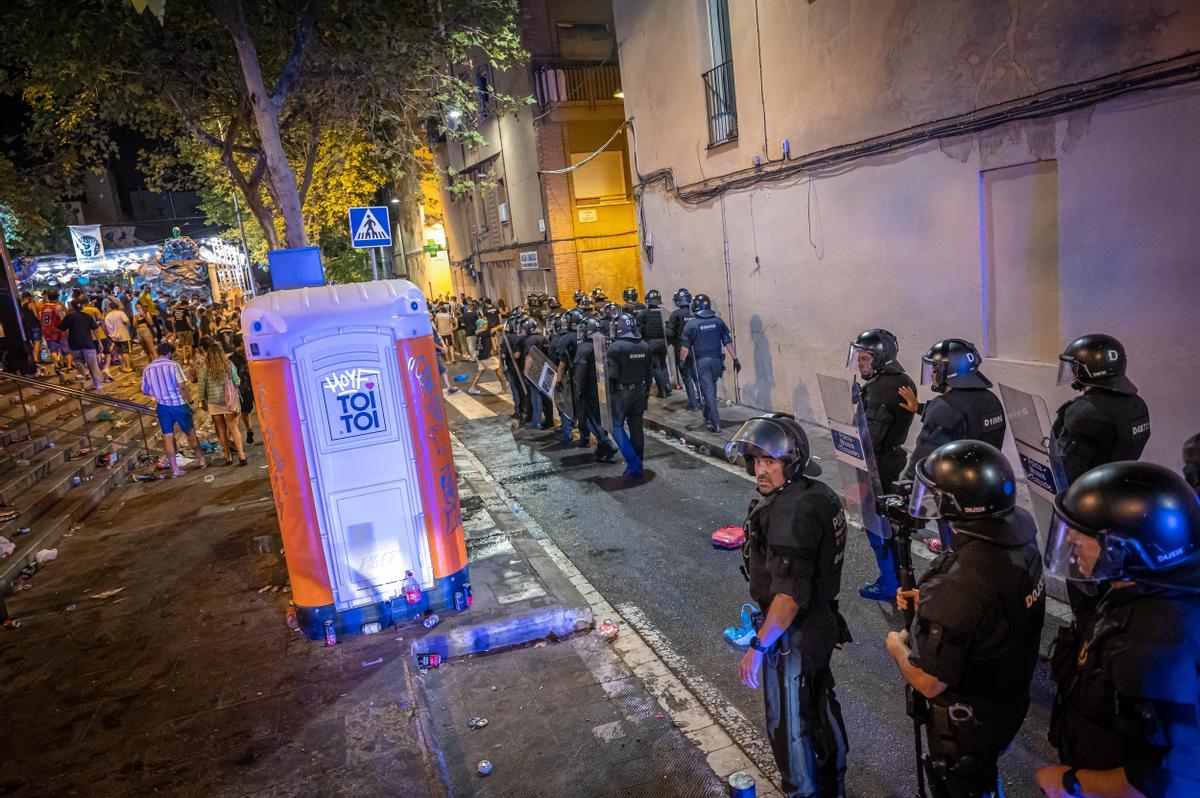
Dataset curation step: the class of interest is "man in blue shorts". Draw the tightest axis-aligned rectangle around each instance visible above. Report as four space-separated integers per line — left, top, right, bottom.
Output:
140 342 207 477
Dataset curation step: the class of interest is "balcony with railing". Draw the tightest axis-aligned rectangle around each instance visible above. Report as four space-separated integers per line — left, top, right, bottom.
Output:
533 63 623 109
702 60 738 147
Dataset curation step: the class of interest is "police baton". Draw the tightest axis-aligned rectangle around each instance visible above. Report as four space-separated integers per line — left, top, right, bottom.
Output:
877 487 929 798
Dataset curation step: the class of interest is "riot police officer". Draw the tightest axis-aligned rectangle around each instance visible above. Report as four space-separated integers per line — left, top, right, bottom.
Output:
549 311 582 445
1186 433 1200 494
1053 334 1151 484
516 317 554 429
501 310 528 420
591 287 609 306
622 287 646 317
725 414 850 798
573 317 618 462
599 302 621 337
901 339 1005 480
886 440 1045 798
847 328 917 601
1039 461 1200 798
606 314 652 479
680 294 740 432
573 289 587 308
1052 334 1152 630
640 290 672 398
666 288 701 410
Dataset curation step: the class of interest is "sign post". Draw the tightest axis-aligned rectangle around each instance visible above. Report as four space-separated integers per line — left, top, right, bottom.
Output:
348 206 393 282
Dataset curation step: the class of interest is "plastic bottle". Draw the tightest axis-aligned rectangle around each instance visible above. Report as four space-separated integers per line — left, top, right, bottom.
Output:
402 571 422 604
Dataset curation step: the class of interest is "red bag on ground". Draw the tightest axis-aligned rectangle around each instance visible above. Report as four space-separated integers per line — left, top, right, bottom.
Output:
711 526 745 549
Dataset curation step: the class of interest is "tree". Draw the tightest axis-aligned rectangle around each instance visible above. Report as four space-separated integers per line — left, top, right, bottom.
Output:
1 0 526 256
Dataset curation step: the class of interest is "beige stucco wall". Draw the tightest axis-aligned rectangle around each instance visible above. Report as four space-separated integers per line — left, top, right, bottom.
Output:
615 0 1200 469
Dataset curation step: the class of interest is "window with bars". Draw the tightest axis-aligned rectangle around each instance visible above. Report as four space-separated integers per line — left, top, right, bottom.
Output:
703 0 736 146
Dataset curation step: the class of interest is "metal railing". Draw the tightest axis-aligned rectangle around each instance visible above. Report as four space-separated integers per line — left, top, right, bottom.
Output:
0 372 157 455
533 63 623 108
702 60 738 146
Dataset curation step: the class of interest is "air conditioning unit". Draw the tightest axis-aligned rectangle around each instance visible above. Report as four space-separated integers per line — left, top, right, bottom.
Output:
498 203 510 224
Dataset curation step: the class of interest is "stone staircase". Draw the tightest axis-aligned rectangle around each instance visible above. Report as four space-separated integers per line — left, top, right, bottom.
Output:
0 364 164 600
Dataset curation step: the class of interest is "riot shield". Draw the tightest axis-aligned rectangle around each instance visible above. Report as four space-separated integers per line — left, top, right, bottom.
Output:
816 373 891 540
999 384 1068 541
499 330 522 387
553 358 576 424
522 346 558 398
591 332 614 435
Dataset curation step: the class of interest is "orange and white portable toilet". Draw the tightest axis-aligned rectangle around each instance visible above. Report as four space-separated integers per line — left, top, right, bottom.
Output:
242 280 467 639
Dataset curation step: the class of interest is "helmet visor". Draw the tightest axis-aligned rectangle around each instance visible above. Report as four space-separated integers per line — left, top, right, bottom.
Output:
1056 358 1077 386
1044 512 1125 582
907 474 948 520
724 417 794 466
920 359 938 387
846 344 875 373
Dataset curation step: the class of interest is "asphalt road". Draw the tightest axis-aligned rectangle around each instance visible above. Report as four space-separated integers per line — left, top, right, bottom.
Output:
443 379 1060 797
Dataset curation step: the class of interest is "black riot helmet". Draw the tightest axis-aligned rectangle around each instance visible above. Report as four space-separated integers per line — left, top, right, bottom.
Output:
547 296 561 311
622 287 639 303
673 288 692 308
725 413 822 480
909 440 1017 527
691 293 715 317
1057 334 1136 394
564 308 585 331
591 287 609 304
547 312 564 334
573 290 586 306
527 292 542 309
578 316 602 344
1185 433 1200 495
613 313 640 340
602 302 621 320
920 338 989 393
577 294 594 311
846 329 901 376
1045 462 1200 588
520 318 539 335
646 289 663 308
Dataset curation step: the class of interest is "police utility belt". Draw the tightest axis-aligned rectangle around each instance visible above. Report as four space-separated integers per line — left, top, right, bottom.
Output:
910 690 987 777
613 382 648 391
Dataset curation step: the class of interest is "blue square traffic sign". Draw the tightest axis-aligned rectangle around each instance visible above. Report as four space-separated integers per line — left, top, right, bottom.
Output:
348 206 393 249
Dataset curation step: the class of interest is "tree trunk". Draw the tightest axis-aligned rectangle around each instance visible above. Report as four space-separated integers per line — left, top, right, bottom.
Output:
214 0 307 249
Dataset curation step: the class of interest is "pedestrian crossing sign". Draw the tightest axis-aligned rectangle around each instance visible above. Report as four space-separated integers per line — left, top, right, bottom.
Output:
348 206 393 249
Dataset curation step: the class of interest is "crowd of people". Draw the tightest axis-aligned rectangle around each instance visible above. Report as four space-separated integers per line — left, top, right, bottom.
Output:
14 284 257 477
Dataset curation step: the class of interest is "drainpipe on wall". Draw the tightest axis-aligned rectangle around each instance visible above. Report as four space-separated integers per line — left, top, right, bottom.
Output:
719 197 740 405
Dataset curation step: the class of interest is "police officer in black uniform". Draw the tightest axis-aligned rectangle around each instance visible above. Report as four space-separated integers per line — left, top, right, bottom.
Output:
573 289 587 309
639 289 672 398
1053 334 1151 483
591 287 609 306
516 317 554 429
501 309 528 420
1051 333 1152 630
1039 461 1200 798
549 310 582 445
622 287 646 317
680 293 740 432
887 440 1045 798
900 339 1006 480
606 313 651 479
726 414 850 798
599 302 621 338
666 288 701 409
847 329 917 601
573 317 618 462
1185 433 1200 494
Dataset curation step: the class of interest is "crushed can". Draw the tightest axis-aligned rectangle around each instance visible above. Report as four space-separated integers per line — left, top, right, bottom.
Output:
422 614 440 629
416 652 442 669
361 622 382 635
463 581 473 606
71 476 82 487
728 772 756 798
323 619 337 646
454 591 466 612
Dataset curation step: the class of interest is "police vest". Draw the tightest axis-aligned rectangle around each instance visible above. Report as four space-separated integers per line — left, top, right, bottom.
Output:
861 369 917 453
686 317 727 359
609 339 651 385
939 388 1007 448
1050 587 1200 794
639 308 666 343
1053 390 1151 482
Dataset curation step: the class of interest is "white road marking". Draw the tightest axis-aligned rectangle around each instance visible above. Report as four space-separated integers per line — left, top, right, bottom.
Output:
442 388 497 420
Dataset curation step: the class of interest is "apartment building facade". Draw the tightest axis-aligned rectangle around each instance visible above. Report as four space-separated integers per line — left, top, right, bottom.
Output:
612 0 1200 468
434 0 642 309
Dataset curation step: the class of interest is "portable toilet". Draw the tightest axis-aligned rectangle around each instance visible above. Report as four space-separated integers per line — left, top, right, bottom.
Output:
242 280 467 639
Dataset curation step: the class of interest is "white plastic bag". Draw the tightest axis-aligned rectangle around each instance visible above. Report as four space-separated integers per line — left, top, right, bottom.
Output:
35 548 58 564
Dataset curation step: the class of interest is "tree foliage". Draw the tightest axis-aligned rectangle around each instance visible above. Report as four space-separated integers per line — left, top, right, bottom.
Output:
0 0 526 264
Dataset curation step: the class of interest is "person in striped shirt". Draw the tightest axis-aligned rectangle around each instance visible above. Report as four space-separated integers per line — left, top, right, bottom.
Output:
141 342 207 478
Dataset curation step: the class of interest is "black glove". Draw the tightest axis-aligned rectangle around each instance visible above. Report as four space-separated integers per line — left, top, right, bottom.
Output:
733 358 742 373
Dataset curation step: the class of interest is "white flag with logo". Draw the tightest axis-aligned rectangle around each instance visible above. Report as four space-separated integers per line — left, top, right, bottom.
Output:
69 225 105 263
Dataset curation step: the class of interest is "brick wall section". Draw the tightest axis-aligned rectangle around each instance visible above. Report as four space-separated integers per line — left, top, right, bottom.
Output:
519 0 554 58
535 118 582 303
